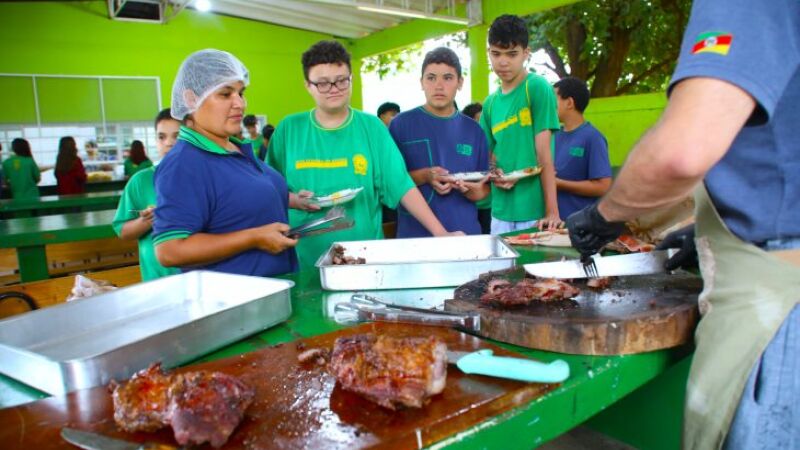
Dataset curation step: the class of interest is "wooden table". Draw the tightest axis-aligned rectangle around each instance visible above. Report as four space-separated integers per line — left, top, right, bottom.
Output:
0 210 118 282
0 191 122 218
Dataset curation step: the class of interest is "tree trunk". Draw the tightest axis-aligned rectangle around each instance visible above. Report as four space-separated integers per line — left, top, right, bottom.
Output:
565 16 589 80
591 22 633 97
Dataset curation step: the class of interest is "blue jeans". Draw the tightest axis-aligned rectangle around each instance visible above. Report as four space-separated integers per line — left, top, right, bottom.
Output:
724 304 800 449
490 218 538 235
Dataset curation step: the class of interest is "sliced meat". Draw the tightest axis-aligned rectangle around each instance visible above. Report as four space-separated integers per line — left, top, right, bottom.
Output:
481 277 580 306
297 347 329 365
331 244 366 265
329 334 447 410
587 277 613 290
111 362 172 432
168 371 255 448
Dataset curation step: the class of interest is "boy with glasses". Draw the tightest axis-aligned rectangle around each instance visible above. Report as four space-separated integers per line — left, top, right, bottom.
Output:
268 40 460 268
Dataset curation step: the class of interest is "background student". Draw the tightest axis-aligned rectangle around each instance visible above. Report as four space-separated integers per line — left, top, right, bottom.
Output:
54 136 87 195
376 102 400 127
123 140 153 178
243 114 264 160
462 102 491 234
2 138 41 200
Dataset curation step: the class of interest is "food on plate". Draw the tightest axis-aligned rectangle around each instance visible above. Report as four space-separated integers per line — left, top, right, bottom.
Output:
110 362 254 448
480 277 580 306
489 166 542 182
328 334 447 410
586 277 613 290
331 244 366 265
504 229 571 247
604 235 656 253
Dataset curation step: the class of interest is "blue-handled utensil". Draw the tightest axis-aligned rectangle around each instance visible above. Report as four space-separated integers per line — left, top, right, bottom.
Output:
447 349 569 383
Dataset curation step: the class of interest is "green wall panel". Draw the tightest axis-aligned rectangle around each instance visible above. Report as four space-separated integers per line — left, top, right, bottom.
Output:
36 77 102 123
102 78 159 122
0 76 36 124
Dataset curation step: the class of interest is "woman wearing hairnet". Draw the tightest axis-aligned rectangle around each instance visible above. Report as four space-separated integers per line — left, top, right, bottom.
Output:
152 49 298 276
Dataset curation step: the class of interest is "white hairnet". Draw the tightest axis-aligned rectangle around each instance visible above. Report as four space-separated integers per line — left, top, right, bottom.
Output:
170 49 249 120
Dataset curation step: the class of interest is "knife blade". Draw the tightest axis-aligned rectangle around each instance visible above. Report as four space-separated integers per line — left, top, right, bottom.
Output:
446 349 569 383
61 427 178 450
523 249 678 279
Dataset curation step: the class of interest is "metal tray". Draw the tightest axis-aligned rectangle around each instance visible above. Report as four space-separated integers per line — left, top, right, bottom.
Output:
316 235 519 290
0 271 293 395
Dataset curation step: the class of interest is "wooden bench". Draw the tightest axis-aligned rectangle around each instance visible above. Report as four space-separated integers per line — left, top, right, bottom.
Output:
0 265 142 319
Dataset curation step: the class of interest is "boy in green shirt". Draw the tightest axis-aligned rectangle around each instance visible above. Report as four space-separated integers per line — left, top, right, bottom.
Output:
243 114 265 160
2 138 41 200
480 14 561 234
268 40 461 268
112 109 181 281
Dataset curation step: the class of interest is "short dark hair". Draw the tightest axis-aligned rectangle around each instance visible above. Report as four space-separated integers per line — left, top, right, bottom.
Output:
554 76 591 113
462 103 483 120
302 40 351 80
488 14 529 49
154 108 178 129
421 47 462 78
377 102 400 117
11 138 32 158
243 114 258 127
261 124 275 140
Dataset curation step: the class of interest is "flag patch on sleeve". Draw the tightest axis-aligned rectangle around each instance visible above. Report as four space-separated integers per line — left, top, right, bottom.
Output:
692 32 733 55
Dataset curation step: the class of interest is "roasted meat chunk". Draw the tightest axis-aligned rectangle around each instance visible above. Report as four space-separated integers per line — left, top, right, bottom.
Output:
331 244 366 265
329 334 447 409
168 371 255 448
111 362 172 432
481 277 580 306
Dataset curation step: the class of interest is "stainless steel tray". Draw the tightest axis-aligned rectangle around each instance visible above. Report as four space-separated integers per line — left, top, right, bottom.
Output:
0 271 293 396
316 235 519 290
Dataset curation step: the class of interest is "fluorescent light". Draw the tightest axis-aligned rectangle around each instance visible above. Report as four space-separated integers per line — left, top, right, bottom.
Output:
356 5 468 25
195 0 211 12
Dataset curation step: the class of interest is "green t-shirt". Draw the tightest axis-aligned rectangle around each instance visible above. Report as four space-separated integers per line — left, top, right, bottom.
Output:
124 158 153 177
480 73 559 221
268 108 416 268
250 135 265 160
112 167 180 281
2 155 40 200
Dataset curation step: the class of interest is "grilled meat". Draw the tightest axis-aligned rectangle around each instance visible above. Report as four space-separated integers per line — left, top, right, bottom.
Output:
168 371 255 448
331 244 366 265
111 363 172 432
329 334 447 409
111 363 253 448
481 277 580 306
587 277 613 290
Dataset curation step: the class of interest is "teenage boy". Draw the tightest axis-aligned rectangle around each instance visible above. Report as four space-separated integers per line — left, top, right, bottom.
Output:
553 76 612 218
389 47 490 238
480 14 561 233
268 40 461 268
113 108 181 281
377 102 400 127
243 114 264 160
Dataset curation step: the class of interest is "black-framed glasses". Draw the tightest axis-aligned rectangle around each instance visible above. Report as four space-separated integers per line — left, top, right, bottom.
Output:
308 76 351 93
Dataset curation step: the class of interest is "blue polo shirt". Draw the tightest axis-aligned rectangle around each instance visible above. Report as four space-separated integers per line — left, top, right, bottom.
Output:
669 0 800 244
554 121 612 218
389 106 489 237
152 127 297 276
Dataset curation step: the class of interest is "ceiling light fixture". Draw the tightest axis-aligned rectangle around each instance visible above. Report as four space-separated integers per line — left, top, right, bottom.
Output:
195 0 211 12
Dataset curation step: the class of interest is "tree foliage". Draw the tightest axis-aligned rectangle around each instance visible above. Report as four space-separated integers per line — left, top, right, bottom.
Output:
526 0 691 97
361 42 424 80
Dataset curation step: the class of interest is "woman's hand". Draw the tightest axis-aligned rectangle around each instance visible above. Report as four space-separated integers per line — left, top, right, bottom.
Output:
251 222 298 254
289 190 321 212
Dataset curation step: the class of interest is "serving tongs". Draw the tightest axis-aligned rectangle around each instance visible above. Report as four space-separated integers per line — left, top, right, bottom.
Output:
334 293 481 331
287 206 354 238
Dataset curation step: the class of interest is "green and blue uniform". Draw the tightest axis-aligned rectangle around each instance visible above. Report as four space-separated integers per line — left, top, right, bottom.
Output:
554 122 611 218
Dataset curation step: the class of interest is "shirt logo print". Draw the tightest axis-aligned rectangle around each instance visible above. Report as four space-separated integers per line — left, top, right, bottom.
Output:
519 108 532 127
353 154 368 175
692 31 732 55
456 144 473 156
295 158 348 170
569 147 585 157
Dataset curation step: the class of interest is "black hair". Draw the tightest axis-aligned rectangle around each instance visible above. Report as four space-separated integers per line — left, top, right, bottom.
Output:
261 124 275 140
11 138 33 158
554 76 591 113
55 136 78 174
421 47 462 78
243 114 258 127
488 14 529 49
462 102 483 120
154 108 176 128
301 40 351 80
377 102 400 117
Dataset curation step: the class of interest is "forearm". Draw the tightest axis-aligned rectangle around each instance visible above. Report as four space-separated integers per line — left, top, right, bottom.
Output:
408 168 432 186
463 182 489 202
399 188 448 235
535 132 559 217
556 177 612 197
155 229 255 267
119 218 152 240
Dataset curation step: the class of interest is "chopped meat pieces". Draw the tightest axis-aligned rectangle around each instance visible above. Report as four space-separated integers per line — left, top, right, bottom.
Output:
331 244 366 265
329 334 447 410
480 277 580 306
297 347 329 365
586 277 613 290
111 363 254 448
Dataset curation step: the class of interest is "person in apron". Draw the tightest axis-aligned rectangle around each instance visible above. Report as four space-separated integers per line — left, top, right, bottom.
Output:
564 1 800 448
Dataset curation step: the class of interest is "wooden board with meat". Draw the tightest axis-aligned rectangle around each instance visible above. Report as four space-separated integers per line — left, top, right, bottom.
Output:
445 268 702 355
0 322 558 450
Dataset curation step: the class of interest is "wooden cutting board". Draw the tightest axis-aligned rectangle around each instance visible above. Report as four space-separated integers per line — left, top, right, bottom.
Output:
0 322 557 450
445 269 701 355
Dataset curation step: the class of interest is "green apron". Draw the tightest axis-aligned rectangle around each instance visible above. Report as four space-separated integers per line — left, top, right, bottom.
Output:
683 187 800 449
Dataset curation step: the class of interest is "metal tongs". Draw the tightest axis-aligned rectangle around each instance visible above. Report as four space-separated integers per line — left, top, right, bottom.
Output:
334 293 481 331
287 206 354 238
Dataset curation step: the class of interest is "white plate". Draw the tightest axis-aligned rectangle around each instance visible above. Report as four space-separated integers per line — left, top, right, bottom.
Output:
496 166 542 182
448 171 489 182
312 187 364 207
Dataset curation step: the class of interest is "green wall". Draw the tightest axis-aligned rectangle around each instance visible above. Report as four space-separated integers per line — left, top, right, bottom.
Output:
0 1 335 125
585 92 667 165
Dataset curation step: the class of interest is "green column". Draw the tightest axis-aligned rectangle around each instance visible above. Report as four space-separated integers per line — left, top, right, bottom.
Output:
17 245 49 282
468 24 490 103
351 57 363 111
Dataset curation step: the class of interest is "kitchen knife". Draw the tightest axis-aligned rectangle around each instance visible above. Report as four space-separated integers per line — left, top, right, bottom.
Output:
523 249 678 279
61 427 179 450
447 349 569 383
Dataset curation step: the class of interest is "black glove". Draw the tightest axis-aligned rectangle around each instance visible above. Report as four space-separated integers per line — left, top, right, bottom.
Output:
566 204 626 259
655 225 697 271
